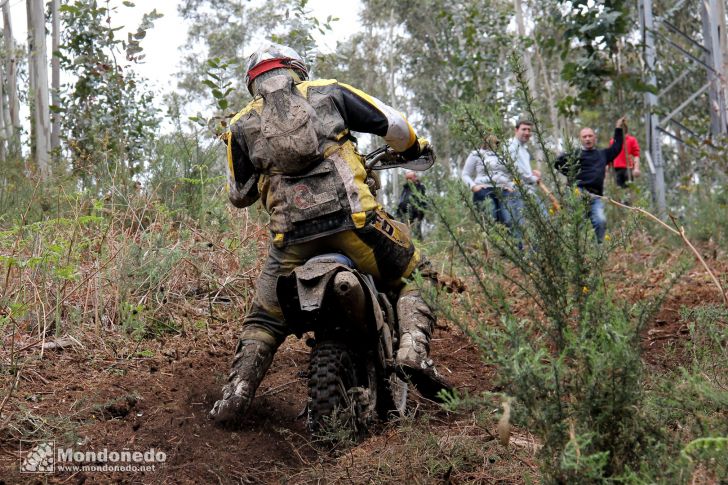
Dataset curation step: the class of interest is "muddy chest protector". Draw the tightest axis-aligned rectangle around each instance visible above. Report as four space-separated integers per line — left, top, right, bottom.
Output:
230 77 380 244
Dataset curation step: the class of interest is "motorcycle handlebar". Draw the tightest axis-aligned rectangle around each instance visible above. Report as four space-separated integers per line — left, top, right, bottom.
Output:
364 145 435 172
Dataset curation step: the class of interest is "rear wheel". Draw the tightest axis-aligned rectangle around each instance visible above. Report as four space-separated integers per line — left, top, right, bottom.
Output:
307 341 361 438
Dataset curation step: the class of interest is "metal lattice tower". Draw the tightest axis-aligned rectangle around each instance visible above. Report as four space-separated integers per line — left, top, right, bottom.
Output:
638 0 728 215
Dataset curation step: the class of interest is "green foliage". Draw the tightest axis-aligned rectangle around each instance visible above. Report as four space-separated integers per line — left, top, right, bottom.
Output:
643 305 728 481
57 1 161 190
0 177 260 345
422 61 677 483
682 183 728 247
176 0 335 116
119 233 182 297
555 0 639 110
358 0 515 164
269 0 337 65
188 57 238 136
430 185 664 482
0 190 104 334
176 0 257 106
147 103 229 224
124 8 164 63
682 436 728 469
204 58 235 113
310 409 359 449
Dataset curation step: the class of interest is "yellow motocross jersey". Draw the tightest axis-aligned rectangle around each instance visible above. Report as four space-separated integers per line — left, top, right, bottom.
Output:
225 78 421 244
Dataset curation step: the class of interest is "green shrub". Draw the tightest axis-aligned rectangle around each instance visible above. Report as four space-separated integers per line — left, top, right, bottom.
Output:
684 185 728 247
421 59 675 483
646 305 728 482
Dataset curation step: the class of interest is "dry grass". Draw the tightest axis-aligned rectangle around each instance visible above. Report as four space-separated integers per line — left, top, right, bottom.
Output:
0 188 267 430
286 413 539 484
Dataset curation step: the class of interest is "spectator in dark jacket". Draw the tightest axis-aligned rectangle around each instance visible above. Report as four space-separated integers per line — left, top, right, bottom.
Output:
397 171 427 239
556 117 625 243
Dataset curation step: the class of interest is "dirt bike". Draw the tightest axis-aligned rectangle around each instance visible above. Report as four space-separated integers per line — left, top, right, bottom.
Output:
275 146 435 438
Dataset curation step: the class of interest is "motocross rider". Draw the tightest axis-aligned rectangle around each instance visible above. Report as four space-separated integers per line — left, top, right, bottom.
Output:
210 43 446 423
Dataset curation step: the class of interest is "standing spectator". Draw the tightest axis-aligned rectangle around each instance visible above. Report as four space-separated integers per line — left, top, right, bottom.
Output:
609 124 641 188
508 117 549 218
397 171 427 239
462 135 524 246
556 117 625 243
507 118 542 191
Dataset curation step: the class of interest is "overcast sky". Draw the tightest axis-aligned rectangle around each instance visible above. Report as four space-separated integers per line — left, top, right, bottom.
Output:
8 0 361 92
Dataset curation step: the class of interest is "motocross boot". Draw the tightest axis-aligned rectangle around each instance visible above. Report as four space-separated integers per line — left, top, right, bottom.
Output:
209 339 275 423
395 292 452 400
395 292 435 369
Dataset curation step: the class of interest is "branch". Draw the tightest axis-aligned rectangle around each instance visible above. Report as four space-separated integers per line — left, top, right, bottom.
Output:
0 367 21 419
603 196 727 306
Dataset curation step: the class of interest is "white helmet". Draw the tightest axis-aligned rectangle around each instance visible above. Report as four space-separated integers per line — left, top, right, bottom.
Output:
244 43 309 94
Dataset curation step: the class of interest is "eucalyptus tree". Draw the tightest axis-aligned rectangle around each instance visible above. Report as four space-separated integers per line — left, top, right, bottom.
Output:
357 0 515 171
176 0 255 110
177 0 336 133
57 1 161 191
51 0 60 155
315 30 389 99
27 0 51 180
531 0 649 138
1 1 22 160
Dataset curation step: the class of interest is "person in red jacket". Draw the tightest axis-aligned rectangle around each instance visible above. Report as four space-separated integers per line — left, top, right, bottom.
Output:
609 125 641 188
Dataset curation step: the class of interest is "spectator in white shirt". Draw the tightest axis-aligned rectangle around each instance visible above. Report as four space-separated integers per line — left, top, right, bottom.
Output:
461 134 524 248
507 118 541 190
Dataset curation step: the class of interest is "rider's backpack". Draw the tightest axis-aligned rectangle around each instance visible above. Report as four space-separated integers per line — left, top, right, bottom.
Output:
255 74 323 175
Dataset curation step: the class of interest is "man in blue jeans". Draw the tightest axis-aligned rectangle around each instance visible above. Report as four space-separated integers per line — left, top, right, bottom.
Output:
556 117 625 243
462 135 528 247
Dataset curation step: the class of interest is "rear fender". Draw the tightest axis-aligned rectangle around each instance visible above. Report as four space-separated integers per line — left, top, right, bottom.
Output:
276 262 388 341
276 262 346 328
294 261 350 311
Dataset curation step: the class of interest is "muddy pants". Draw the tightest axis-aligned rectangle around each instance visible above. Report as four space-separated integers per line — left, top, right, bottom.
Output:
240 210 425 347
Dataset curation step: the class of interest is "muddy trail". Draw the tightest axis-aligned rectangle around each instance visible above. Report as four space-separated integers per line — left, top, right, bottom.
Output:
0 257 724 484
0 322 495 484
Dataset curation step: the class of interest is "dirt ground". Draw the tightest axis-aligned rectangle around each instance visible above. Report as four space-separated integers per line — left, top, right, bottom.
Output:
0 320 496 484
0 257 724 484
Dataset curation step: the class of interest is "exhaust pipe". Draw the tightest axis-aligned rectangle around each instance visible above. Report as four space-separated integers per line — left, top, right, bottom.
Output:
333 272 366 325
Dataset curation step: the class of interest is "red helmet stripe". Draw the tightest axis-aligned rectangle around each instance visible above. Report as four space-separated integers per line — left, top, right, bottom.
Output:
246 58 293 85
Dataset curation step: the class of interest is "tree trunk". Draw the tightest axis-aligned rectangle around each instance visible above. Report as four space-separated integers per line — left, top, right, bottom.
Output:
386 5 399 209
0 58 6 162
26 0 36 162
51 0 60 155
535 46 561 142
0 53 10 144
513 0 537 95
27 0 51 180
2 2 21 157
